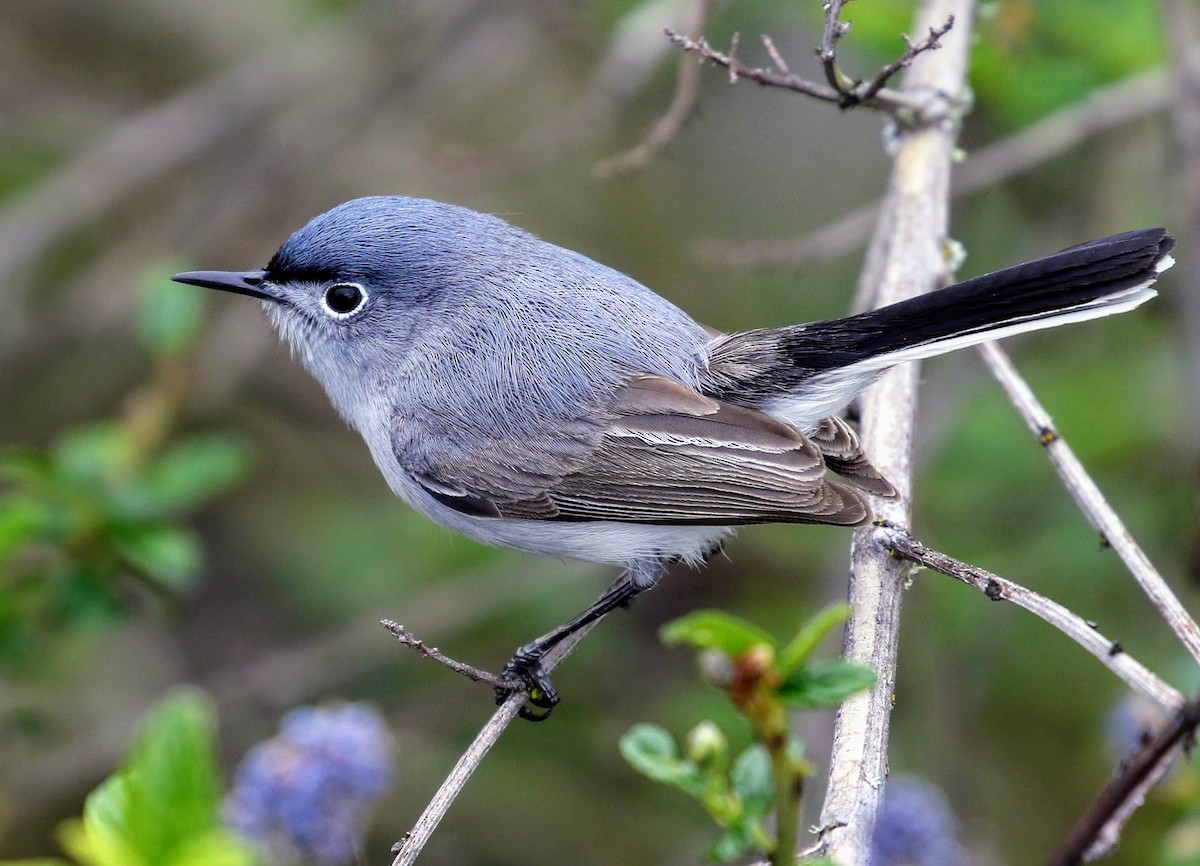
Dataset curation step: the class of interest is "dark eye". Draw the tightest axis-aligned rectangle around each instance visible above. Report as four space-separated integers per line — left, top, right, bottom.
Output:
322 282 367 318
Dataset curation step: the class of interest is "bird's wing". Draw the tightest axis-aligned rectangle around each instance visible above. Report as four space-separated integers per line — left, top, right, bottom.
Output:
403 373 870 527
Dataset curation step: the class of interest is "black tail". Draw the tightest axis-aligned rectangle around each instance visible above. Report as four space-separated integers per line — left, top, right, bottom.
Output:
703 228 1174 428
783 227 1174 372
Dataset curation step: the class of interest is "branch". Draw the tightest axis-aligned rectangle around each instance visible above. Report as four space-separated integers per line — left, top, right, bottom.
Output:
593 0 711 178
388 576 620 866
381 620 510 689
817 2 974 862
879 524 1183 713
1048 694 1200 866
1163 0 1200 431
977 342 1200 666
663 12 956 119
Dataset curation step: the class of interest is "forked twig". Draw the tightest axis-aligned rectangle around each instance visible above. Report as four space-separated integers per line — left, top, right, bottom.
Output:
665 12 955 118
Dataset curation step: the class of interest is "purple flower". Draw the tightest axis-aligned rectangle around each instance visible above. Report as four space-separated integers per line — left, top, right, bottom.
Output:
869 776 965 866
224 703 394 865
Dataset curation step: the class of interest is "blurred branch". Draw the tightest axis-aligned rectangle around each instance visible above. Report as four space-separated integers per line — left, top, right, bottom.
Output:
1162 1 1200 432
698 61 1176 269
1048 693 1200 866
880 524 1183 713
593 0 711 178
0 47 320 287
442 0 700 181
818 2 973 863
977 342 1200 666
665 13 956 118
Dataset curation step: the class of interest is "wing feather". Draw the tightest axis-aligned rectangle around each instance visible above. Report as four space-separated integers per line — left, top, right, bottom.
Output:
406 374 872 527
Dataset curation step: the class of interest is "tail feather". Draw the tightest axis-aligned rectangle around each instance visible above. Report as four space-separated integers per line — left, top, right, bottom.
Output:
786 227 1174 372
705 228 1175 429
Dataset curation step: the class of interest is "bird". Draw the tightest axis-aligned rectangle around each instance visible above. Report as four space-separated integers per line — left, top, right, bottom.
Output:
173 196 1174 719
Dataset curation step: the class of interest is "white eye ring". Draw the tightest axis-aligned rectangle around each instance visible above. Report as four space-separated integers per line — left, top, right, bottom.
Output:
322 282 368 319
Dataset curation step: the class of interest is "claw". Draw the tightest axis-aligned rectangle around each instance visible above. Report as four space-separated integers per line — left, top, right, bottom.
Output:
496 647 561 721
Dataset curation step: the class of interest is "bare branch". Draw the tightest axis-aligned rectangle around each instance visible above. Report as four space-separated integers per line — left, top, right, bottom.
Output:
977 342 1200 666
1048 695 1200 866
663 28 842 102
381 620 510 689
857 17 955 102
389 576 619 866
880 524 1183 713
594 0 712 178
817 0 854 92
817 2 973 860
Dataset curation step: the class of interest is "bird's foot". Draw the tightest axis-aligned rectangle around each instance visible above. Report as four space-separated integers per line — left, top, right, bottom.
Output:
496 643 560 722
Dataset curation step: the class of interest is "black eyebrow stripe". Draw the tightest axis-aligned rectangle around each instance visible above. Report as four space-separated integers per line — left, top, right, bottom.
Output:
265 264 339 284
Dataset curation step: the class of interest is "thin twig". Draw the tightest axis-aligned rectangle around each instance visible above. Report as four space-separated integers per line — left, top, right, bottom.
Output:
977 342 1200 666
594 0 712 178
880 524 1183 713
1084 745 1178 861
857 17 955 103
1047 695 1200 866
381 620 510 689
663 22 953 119
817 0 852 92
389 577 620 866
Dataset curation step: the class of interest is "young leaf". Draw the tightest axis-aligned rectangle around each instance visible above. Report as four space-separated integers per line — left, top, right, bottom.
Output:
620 724 704 796
730 745 773 821
777 603 850 676
110 524 201 589
660 610 775 657
777 659 876 709
708 824 757 862
58 776 142 866
131 435 250 516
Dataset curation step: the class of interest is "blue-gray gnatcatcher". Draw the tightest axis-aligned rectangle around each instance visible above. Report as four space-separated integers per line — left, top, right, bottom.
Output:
174 197 1174 719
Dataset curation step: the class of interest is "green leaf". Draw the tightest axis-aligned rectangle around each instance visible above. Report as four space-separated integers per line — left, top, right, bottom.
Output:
52 425 130 488
119 690 226 864
59 777 144 866
620 724 704 796
49 690 252 866
777 660 876 710
708 825 756 862
660 610 775 657
111 524 201 589
138 266 207 357
122 435 251 517
0 449 54 486
0 496 51 561
730 745 773 821
777 603 851 676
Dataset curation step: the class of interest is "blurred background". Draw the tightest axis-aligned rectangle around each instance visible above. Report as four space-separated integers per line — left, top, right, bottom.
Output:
1 0 1197 863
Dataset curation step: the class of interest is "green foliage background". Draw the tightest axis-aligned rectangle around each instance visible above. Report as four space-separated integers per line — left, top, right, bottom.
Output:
0 1 1195 864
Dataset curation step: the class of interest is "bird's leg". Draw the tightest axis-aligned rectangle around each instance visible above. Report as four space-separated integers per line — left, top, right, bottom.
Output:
498 563 663 721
